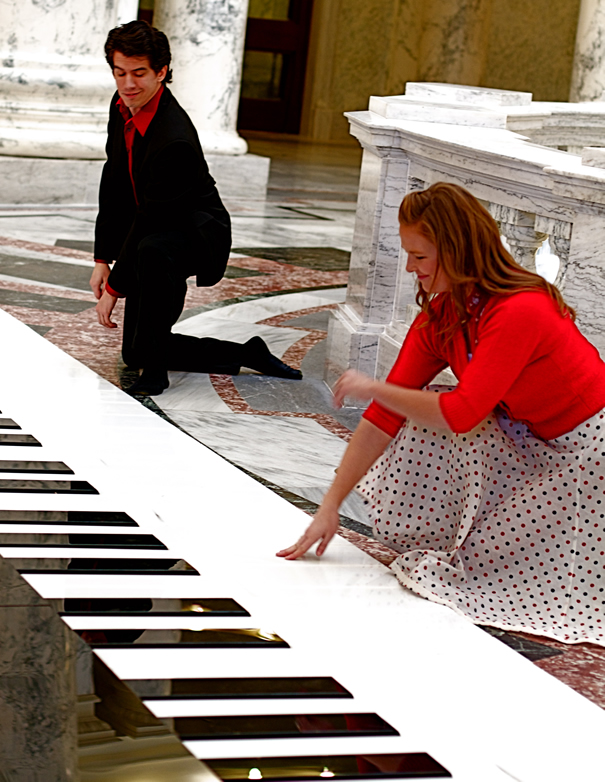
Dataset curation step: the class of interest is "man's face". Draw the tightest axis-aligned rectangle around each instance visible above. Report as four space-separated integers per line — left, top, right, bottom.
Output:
112 51 167 114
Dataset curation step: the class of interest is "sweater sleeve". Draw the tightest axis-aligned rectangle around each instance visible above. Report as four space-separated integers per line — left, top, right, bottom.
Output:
362 313 449 437
439 293 553 432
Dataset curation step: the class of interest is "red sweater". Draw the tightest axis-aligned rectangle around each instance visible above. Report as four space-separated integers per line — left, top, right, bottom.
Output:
363 290 605 440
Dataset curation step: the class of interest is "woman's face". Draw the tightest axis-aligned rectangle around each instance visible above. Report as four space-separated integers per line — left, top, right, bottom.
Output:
400 223 451 293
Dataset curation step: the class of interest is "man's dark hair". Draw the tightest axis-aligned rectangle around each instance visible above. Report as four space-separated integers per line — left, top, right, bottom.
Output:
104 20 173 83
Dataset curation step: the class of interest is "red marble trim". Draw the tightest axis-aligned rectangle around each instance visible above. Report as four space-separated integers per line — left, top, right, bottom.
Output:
0 235 93 261
208 302 352 441
257 303 338 328
209 372 352 441
336 527 397 567
534 641 605 709
182 263 347 309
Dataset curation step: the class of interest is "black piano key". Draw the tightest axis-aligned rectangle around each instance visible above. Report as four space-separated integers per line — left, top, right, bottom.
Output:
79 628 288 649
0 434 41 446
204 754 451 780
0 460 74 474
0 533 166 549
127 677 352 700
17 557 199 575
0 418 21 429
60 597 249 616
0 480 98 494
0 510 138 526
174 713 398 741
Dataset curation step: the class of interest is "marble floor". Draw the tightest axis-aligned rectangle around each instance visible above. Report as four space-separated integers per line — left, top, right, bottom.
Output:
0 136 604 722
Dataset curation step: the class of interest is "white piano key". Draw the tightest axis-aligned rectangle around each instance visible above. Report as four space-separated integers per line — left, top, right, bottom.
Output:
0 525 142 534
20 573 235 598
95 647 311 681
145 698 371 719
0 546 181 559
183 736 416 761
63 616 267 631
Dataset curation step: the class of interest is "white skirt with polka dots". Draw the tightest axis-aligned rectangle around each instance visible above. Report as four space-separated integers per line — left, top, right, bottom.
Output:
359 399 605 646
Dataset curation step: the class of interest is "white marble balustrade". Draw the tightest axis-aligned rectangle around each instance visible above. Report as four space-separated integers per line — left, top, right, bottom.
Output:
326 82 605 387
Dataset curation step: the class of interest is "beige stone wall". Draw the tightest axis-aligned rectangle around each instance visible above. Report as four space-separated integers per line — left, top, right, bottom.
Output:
301 0 583 143
482 0 581 100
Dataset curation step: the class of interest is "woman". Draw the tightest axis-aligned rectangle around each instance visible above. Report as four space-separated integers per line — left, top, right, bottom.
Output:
278 182 605 646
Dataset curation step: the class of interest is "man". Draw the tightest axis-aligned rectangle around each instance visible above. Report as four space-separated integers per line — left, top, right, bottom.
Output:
91 20 301 396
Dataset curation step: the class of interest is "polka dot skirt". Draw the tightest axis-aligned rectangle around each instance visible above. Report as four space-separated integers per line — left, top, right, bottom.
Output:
358 400 605 646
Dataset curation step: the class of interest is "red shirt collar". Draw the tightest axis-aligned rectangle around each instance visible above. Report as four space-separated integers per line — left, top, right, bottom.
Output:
116 83 164 136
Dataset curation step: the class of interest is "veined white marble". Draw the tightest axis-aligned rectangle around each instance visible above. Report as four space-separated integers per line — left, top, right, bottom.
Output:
404 82 533 107
0 151 268 205
154 0 249 155
162 410 348 490
0 1 122 159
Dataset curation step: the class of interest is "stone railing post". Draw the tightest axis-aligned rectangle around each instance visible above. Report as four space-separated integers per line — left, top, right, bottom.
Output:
489 205 547 272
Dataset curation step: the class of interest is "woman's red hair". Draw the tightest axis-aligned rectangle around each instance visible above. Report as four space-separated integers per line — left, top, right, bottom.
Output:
398 182 575 329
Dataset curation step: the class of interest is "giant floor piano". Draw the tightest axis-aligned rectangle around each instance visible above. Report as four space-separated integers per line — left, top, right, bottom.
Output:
0 308 603 782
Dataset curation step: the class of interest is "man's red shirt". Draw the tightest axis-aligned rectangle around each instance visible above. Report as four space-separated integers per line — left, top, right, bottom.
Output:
95 84 164 298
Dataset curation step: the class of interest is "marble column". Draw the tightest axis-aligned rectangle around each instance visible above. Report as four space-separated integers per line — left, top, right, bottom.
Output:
0 0 137 159
570 0 605 101
153 0 249 154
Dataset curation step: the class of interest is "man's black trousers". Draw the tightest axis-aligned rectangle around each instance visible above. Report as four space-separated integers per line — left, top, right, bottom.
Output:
118 231 243 372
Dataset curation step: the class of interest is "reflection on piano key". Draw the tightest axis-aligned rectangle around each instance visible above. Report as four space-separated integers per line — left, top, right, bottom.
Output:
129 677 352 701
0 479 98 494
17 557 199 575
0 460 74 474
205 754 451 780
61 597 249 617
78 628 289 649
175 713 398 741
0 418 21 429
0 433 41 446
0 510 138 526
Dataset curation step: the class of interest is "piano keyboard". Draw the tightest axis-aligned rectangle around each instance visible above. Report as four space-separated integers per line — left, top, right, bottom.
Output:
0 307 602 782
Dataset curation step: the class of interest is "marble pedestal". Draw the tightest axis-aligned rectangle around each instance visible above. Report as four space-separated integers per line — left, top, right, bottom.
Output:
0 153 270 206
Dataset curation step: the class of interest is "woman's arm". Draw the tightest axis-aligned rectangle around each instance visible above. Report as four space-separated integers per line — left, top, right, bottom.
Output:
334 370 450 430
276 418 393 560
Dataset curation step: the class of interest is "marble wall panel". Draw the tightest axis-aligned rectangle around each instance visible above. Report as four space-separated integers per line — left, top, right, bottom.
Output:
485 0 581 101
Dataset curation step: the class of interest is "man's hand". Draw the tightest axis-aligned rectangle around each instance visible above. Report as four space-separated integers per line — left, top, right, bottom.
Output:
90 263 111 300
276 503 340 560
96 290 118 329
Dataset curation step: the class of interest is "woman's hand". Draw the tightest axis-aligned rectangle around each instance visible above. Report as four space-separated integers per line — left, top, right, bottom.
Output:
276 504 341 560
333 369 376 408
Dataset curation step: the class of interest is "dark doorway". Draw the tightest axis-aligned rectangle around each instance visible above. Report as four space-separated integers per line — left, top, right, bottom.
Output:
238 0 314 134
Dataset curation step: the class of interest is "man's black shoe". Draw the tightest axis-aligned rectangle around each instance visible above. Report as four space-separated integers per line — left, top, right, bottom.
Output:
243 336 303 380
124 369 170 397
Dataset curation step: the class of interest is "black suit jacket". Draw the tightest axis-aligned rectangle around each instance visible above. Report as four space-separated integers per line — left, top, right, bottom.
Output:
94 87 231 294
